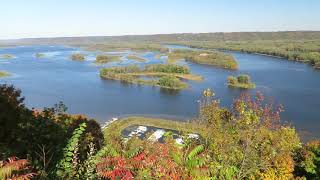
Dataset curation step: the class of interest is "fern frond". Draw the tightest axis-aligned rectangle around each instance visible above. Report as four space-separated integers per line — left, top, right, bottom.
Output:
170 151 183 165
125 147 142 158
186 157 206 169
187 145 205 160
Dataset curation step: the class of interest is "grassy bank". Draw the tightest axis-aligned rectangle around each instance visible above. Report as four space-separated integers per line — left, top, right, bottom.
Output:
173 40 320 69
167 49 238 70
0 71 10 78
227 74 256 89
94 55 121 64
103 116 202 138
127 55 147 62
100 64 202 89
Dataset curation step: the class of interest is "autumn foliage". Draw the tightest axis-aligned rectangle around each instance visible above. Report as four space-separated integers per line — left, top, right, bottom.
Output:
0 157 35 180
1 85 320 179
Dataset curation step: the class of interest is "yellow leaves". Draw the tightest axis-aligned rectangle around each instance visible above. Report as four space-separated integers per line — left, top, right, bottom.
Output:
275 127 302 151
259 154 295 180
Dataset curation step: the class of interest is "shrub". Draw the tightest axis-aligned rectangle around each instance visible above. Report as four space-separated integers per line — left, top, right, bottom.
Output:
237 74 250 84
197 91 301 179
56 123 87 179
227 76 237 84
157 76 185 89
0 157 35 179
0 85 30 157
294 140 320 179
145 64 190 74
100 65 141 75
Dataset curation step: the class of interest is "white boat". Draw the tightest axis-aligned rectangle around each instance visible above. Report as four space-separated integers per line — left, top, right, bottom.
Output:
148 129 165 142
128 126 147 137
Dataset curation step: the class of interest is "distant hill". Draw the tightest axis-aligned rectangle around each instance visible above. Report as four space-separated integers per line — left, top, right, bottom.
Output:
1 31 320 45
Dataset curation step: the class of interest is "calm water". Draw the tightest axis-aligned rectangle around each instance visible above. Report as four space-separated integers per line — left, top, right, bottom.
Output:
0 45 319 139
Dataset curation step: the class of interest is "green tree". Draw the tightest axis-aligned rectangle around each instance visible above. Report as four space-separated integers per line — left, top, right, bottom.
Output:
227 76 237 85
295 140 320 179
196 91 301 179
0 84 33 158
237 74 250 84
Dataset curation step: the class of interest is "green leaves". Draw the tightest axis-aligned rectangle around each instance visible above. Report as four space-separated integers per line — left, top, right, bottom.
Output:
125 147 142 158
55 122 87 178
187 145 204 160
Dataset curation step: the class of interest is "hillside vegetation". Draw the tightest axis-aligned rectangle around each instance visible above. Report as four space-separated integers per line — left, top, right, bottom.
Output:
2 31 320 45
1 85 320 179
85 43 169 53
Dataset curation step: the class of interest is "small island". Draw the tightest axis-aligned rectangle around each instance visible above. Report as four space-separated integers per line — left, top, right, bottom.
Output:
0 54 14 59
35 53 45 58
0 71 11 78
127 55 146 62
227 74 256 89
167 49 238 70
100 64 202 89
94 55 121 64
71 53 86 61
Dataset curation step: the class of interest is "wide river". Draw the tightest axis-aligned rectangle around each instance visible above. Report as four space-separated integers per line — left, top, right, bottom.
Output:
0 45 319 139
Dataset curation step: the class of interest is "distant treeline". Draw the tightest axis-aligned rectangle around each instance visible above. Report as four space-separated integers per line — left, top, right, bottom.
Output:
2 31 320 45
2 31 320 68
173 40 320 69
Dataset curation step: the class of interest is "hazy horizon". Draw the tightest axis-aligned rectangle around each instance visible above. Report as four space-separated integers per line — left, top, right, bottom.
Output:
1 30 319 41
1 0 320 40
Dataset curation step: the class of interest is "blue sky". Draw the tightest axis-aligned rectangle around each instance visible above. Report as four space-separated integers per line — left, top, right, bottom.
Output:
0 0 319 39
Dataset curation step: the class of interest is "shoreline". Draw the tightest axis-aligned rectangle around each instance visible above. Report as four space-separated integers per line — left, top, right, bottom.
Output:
102 116 202 138
101 114 192 129
168 44 316 67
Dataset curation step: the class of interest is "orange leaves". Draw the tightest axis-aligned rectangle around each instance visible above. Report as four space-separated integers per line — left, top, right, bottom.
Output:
259 154 295 179
96 142 189 179
97 157 134 180
0 157 36 180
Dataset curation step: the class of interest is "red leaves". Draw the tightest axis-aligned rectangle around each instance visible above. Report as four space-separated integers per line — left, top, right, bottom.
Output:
97 143 188 179
233 91 283 129
97 157 134 180
6 157 28 170
0 157 36 180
